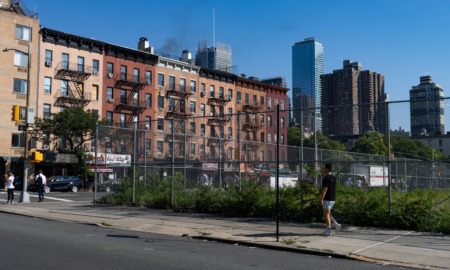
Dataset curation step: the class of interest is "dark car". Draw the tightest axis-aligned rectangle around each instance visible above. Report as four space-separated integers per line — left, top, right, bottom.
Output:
93 179 122 193
45 176 82 193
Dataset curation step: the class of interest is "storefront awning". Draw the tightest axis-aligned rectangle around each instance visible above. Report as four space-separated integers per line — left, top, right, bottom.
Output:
89 165 113 173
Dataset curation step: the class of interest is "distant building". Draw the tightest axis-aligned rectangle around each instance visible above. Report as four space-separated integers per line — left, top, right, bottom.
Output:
321 60 388 137
410 76 444 137
292 38 323 131
195 40 232 72
391 126 410 137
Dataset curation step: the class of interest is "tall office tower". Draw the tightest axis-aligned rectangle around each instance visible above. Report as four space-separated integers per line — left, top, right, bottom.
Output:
195 40 232 72
321 60 387 137
292 38 324 132
410 76 444 136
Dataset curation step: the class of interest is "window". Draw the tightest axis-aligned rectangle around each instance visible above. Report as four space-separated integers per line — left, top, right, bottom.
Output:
107 62 113 75
16 25 31 41
120 65 127 80
146 93 152 107
158 73 164 87
274 134 278 143
146 71 152 85
201 83 206 93
186 143 194 156
62 53 69 69
43 103 52 118
92 59 99 74
260 132 265 142
237 91 241 102
45 50 52 62
268 151 272 161
13 78 27 94
133 68 139 82
219 87 224 99
274 99 278 106
168 98 174 112
145 139 151 152
281 117 284 128
253 95 257 106
228 108 232 116
158 95 164 108
200 103 205 116
60 80 68 96
14 51 28 67
260 114 264 125
77 56 84 72
268 133 272 143
245 93 249 105
157 118 164 131
260 150 264 161
190 101 196 113
281 100 285 110
119 113 126 127
106 87 113 100
260 96 265 106
180 78 186 92
268 97 272 109
44 77 51 94
169 75 175 90
119 90 126 104
268 115 272 126
209 85 215 97
228 127 232 138
106 111 113 123
200 124 205 136
190 80 196 92
92 85 99 101
157 141 163 153
11 133 25 147
190 122 196 135
281 135 285 144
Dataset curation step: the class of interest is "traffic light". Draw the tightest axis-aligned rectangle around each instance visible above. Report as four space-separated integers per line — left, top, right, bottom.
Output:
31 151 44 163
12 105 20 121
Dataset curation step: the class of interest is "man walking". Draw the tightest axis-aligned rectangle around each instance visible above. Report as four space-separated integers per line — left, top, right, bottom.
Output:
35 169 47 202
320 163 341 236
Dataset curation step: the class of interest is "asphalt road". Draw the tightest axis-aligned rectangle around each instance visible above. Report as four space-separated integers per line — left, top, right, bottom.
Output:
0 212 410 270
0 190 105 203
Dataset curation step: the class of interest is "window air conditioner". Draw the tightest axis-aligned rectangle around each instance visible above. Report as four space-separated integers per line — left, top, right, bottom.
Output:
107 98 114 103
146 80 151 85
93 70 99 75
107 72 114 78
43 144 49 150
237 100 241 104
106 148 112 153
200 91 206 97
45 61 52 67
158 86 164 91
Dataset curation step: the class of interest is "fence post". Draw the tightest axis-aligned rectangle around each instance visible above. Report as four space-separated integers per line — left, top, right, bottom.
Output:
238 113 241 187
184 118 187 190
300 109 304 221
171 118 175 207
132 121 137 204
387 101 392 216
93 121 99 204
276 104 280 242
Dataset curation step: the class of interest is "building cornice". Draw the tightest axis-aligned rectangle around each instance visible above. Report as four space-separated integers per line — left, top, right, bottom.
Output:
157 57 200 74
40 27 105 54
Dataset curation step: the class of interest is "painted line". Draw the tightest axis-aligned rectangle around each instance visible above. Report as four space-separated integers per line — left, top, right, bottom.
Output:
353 231 414 254
13 192 74 202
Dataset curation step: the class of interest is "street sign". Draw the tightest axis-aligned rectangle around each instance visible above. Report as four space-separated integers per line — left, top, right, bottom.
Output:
18 125 26 131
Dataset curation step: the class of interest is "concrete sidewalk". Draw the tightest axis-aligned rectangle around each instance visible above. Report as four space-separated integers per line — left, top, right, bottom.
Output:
1 200 449 270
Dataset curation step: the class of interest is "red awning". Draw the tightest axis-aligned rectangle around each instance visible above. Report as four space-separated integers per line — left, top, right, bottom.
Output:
89 165 113 173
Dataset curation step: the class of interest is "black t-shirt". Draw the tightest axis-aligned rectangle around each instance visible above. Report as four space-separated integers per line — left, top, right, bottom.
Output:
322 174 336 201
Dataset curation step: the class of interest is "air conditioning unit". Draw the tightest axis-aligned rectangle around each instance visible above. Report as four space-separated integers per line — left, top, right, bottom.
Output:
93 70 99 75
91 146 95 152
45 61 52 67
107 98 114 103
200 91 206 97
145 124 150 130
158 86 164 91
107 72 114 78
146 80 151 85
106 148 111 153
43 144 49 150
237 100 241 104
146 150 151 156
228 136 232 140
157 153 163 158
228 96 232 101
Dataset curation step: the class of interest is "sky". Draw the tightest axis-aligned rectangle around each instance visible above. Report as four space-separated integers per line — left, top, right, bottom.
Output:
27 0 450 131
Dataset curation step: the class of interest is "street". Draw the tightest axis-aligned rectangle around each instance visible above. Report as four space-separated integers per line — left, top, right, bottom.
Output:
0 212 409 270
0 189 105 203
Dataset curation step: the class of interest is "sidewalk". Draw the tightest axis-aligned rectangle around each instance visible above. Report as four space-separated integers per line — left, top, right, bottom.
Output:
1 200 449 270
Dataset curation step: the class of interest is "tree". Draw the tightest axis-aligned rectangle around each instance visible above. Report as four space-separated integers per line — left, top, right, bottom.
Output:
390 135 448 161
351 132 388 156
287 126 301 146
34 107 100 176
303 132 347 151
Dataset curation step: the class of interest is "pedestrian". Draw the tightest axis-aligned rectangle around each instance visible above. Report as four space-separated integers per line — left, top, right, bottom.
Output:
35 169 47 202
320 163 341 236
5 171 15 204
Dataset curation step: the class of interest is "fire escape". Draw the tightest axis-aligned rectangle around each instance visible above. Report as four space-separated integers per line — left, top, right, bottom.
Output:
112 72 146 153
54 62 92 107
242 100 263 160
206 92 231 161
165 83 192 159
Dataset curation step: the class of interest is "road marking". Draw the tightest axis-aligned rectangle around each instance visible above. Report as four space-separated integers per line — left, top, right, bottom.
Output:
13 192 74 202
352 231 414 254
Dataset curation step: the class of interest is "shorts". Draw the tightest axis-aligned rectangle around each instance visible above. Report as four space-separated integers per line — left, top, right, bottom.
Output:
323 200 335 209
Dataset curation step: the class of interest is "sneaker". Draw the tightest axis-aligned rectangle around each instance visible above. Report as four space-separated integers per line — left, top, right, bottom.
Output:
334 223 341 234
322 229 333 236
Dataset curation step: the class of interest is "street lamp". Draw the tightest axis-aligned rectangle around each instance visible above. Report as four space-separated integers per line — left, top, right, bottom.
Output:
3 44 31 203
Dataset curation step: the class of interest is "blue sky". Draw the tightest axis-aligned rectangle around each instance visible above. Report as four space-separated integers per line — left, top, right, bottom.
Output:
30 0 450 130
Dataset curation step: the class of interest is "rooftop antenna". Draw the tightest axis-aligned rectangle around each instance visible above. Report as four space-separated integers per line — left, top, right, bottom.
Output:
212 7 215 47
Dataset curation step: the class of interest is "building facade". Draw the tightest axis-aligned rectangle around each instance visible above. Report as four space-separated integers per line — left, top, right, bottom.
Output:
0 0 39 180
321 60 387 137
292 37 323 132
410 76 444 137
195 40 232 72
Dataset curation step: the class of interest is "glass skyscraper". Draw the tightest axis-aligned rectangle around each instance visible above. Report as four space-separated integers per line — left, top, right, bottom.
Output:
292 38 324 132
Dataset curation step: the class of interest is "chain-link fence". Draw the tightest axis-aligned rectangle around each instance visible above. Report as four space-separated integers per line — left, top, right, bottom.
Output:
91 98 450 199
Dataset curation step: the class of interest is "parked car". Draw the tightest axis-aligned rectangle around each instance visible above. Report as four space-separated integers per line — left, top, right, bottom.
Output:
93 179 122 193
45 176 82 193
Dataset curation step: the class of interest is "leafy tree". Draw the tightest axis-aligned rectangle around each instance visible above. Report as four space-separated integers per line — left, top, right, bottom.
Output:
303 131 347 151
390 135 448 161
351 132 388 155
287 127 301 146
34 107 100 176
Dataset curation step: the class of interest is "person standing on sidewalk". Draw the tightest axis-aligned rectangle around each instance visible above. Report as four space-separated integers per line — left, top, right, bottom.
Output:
5 171 15 204
320 163 341 236
35 169 47 202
